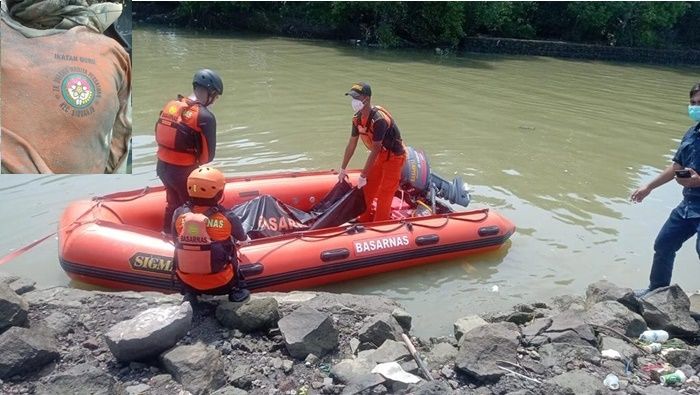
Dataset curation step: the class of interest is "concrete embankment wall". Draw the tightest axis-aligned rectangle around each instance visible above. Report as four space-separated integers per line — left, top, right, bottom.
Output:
461 37 700 65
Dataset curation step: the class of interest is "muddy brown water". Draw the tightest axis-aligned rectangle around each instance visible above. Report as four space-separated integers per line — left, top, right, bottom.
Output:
1 27 698 337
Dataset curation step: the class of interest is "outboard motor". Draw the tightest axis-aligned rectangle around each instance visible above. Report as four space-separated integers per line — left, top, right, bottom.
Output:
400 146 471 207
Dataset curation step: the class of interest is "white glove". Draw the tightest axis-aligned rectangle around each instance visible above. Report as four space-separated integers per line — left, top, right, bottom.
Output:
358 175 367 188
338 168 348 182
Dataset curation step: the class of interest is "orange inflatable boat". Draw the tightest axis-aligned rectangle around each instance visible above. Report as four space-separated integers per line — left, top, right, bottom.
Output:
58 169 515 293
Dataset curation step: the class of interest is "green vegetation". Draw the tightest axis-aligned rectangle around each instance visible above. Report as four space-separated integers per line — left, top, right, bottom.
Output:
172 1 700 50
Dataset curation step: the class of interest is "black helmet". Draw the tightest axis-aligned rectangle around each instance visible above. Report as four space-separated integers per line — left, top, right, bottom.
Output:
193 69 223 95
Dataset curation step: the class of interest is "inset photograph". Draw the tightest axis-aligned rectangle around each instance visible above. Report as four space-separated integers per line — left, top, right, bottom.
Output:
0 0 132 174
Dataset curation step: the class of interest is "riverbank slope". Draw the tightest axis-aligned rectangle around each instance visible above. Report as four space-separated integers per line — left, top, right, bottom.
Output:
1 271 699 394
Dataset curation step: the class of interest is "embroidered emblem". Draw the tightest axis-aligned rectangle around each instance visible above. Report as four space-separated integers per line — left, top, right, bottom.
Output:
182 110 193 120
61 73 96 109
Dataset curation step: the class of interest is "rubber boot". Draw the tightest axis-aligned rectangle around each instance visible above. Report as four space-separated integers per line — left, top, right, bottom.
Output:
183 292 198 305
228 288 250 303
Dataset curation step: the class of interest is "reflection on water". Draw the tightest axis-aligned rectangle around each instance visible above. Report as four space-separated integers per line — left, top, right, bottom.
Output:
1 27 699 337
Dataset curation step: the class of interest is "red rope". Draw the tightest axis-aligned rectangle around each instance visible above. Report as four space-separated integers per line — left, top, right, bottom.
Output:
0 233 56 266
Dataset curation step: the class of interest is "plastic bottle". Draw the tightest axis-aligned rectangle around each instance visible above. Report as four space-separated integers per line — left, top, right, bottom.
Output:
639 330 669 343
660 370 687 386
603 373 620 390
643 342 662 353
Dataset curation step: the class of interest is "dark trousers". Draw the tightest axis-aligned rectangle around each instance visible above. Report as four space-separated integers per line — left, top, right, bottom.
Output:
649 206 700 289
157 161 197 233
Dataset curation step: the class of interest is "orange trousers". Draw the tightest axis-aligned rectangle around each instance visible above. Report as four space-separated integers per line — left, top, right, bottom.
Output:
359 151 406 223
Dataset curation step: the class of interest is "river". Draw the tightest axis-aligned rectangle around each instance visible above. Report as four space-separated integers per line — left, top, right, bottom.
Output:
1 27 698 337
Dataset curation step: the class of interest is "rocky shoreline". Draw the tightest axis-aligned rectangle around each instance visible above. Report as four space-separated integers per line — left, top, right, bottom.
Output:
1 271 699 395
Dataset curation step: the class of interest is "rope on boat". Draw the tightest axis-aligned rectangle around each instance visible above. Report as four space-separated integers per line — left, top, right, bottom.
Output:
0 187 152 266
289 208 491 242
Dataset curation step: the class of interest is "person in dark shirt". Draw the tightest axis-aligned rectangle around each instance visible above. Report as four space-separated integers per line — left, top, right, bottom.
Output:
631 82 700 296
155 69 222 233
338 82 407 223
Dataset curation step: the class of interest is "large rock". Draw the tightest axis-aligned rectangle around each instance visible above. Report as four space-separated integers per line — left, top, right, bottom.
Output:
8 278 36 295
454 322 519 383
0 272 35 294
538 342 601 368
339 373 385 395
0 326 59 379
426 342 458 369
268 291 400 318
690 292 700 317
278 305 338 359
358 313 404 348
104 303 192 362
0 282 29 333
391 308 412 332
546 371 606 395
40 311 75 337
585 300 646 337
161 342 226 395
0 272 20 285
586 280 639 312
544 310 596 346
521 317 552 346
599 336 643 362
331 358 378 384
640 285 700 336
216 297 280 333
225 364 252 389
453 315 488 343
361 339 410 364
34 364 118 395
551 294 586 312
22 287 93 308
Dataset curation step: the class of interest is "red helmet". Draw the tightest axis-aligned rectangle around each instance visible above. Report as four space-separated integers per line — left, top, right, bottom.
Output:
187 166 225 199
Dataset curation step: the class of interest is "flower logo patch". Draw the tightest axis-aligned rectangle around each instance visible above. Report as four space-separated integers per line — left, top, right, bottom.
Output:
61 73 96 109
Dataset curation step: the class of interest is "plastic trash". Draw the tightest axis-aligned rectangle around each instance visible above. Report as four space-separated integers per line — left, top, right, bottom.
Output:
643 342 662 353
660 370 686 386
601 349 622 360
639 330 669 343
603 373 620 390
491 285 499 292
371 362 422 384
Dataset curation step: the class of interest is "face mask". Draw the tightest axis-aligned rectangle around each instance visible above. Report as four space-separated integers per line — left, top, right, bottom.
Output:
351 99 365 112
690 105 700 122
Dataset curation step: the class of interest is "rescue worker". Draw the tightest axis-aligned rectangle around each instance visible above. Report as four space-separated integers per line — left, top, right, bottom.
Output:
338 82 407 222
0 0 131 173
172 166 250 303
156 69 223 233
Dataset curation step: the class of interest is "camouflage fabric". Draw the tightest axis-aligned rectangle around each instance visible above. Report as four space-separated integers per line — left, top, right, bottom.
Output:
4 0 122 34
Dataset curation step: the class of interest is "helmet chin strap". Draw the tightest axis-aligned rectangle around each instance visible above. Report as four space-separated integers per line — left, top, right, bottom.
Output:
203 90 217 107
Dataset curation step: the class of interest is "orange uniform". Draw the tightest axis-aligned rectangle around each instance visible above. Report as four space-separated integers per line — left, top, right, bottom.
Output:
172 204 246 293
156 96 218 232
352 106 407 222
155 96 215 167
0 14 131 173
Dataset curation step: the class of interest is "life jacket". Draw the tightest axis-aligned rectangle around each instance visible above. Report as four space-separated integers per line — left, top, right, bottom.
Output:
155 96 206 166
353 106 404 155
174 205 234 276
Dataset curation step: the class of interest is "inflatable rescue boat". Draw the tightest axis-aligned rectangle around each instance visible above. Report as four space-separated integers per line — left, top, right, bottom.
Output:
59 154 515 293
